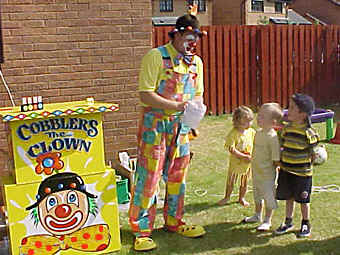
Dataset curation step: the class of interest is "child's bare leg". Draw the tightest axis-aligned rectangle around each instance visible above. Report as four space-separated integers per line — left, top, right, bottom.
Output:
255 201 262 214
275 199 295 235
256 207 273 231
298 203 311 237
239 186 249 207
264 208 273 223
218 173 235 205
243 201 262 222
286 199 295 219
239 175 249 207
217 184 233 205
283 199 295 226
300 203 310 220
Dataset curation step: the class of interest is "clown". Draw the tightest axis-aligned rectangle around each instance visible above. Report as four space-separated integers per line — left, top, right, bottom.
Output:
129 13 207 251
20 172 110 255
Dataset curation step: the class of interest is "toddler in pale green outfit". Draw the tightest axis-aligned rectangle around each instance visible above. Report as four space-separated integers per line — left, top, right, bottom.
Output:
243 103 283 231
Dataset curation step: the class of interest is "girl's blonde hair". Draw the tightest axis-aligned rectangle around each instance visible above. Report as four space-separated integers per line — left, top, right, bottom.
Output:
261 103 283 122
232 106 254 127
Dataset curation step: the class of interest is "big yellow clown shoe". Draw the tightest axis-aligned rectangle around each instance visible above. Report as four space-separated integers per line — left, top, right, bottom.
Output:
5 170 121 255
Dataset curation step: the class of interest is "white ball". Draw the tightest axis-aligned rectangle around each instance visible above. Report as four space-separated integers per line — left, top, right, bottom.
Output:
314 145 328 165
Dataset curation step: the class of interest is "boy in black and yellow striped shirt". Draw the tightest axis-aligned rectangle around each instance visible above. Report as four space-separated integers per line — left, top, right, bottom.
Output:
275 93 319 237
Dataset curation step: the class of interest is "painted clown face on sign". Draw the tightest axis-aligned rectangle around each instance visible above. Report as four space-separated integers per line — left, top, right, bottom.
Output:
26 172 98 236
38 189 89 235
21 172 111 254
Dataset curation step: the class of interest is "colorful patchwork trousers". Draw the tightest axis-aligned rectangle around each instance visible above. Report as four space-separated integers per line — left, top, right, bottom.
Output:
129 109 191 237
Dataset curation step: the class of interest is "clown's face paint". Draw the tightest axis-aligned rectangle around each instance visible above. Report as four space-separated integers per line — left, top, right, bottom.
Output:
185 34 197 41
183 34 198 55
38 190 89 235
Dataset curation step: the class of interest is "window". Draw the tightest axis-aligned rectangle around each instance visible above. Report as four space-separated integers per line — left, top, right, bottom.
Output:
160 0 173 12
275 2 283 13
188 0 206 12
251 0 264 12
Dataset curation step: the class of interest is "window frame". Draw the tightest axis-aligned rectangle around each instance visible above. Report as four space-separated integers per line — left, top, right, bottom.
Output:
251 0 264 12
160 0 173 12
187 0 207 13
275 2 283 13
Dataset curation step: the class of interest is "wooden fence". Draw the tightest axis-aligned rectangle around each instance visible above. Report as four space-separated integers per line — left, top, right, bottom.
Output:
153 25 340 115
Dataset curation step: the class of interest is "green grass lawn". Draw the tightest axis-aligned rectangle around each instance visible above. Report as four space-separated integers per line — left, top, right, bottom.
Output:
116 104 340 255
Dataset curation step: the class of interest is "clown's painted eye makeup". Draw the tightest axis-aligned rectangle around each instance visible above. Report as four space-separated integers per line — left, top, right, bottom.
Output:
67 191 79 207
184 34 197 41
46 195 58 212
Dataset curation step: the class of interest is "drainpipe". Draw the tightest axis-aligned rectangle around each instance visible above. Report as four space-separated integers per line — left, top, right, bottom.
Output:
241 0 247 24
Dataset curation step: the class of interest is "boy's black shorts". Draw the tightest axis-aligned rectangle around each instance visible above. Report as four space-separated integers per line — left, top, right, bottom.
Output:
276 170 312 203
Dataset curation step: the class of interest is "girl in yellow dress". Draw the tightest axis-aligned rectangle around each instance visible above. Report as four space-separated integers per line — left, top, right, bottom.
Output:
218 106 256 207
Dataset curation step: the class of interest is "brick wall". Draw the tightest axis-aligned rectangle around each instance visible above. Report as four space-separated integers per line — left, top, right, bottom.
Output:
0 0 152 177
212 0 243 25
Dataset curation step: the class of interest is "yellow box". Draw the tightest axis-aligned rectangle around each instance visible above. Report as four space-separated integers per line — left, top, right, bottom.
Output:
0 100 119 185
4 169 121 255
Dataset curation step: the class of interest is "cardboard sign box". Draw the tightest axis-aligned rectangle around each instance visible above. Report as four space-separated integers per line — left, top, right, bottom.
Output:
0 100 119 185
0 100 122 254
4 169 121 255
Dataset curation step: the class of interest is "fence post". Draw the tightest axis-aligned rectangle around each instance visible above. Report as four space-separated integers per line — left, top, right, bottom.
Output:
223 25 231 113
216 26 224 115
258 26 269 104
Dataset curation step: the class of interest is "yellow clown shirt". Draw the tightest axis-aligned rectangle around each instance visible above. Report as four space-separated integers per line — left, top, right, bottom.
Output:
138 42 204 109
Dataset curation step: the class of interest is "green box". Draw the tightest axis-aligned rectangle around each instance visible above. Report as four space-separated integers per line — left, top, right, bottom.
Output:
326 118 334 140
117 178 130 204
312 118 334 141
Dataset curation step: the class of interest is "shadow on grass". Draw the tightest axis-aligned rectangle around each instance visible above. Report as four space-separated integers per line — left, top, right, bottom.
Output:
119 213 340 255
249 235 340 255
119 221 271 254
184 201 240 214
156 201 239 215
119 201 340 254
